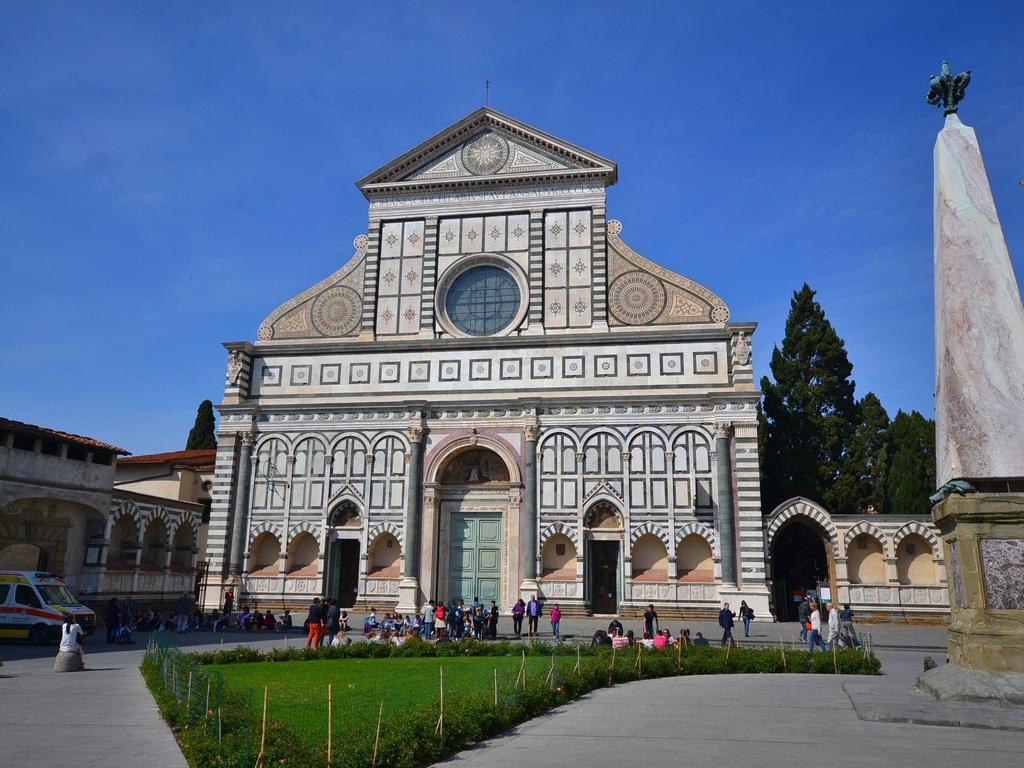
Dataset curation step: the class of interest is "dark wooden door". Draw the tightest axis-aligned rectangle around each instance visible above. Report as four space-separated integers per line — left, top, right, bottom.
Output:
330 539 360 608
590 540 619 614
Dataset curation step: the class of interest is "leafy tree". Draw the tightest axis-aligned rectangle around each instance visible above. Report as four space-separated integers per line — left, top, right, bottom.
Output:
885 410 936 515
830 392 890 514
760 284 858 513
186 400 218 450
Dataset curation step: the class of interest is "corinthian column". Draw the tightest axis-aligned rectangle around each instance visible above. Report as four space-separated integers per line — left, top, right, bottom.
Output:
713 422 737 586
397 423 425 613
228 433 255 576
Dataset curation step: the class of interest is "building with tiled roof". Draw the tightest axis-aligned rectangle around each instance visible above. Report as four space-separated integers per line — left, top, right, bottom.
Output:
0 417 127 600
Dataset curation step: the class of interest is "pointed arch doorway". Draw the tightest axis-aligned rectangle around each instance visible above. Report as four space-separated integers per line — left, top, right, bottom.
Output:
324 500 362 607
584 501 623 614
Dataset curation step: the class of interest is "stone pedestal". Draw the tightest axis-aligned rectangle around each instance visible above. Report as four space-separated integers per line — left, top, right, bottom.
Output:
396 576 420 616
929 492 1024 673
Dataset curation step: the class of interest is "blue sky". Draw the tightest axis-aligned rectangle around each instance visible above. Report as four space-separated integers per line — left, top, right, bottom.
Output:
1 2 1022 454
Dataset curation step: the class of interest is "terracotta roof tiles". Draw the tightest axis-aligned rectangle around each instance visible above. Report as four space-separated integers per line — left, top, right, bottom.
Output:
0 416 129 455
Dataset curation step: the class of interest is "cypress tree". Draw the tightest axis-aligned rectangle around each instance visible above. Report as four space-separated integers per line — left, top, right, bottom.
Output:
830 392 890 514
885 410 936 515
760 284 858 513
186 400 218 450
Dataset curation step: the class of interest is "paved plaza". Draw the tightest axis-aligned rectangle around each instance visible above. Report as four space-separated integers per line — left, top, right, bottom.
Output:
0 621 1013 768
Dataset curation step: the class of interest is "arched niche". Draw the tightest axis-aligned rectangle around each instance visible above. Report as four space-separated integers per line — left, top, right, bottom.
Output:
847 533 886 584
677 533 714 582
541 533 576 579
631 533 668 581
439 448 511 485
367 532 402 577
249 532 280 575
286 532 319 576
897 533 937 585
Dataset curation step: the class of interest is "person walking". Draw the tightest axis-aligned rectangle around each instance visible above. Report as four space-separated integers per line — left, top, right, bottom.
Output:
550 603 562 641
305 597 325 649
325 599 341 644
826 603 841 649
797 595 811 642
422 600 435 639
511 598 525 638
526 594 541 637
807 602 827 651
738 600 754 638
643 604 659 639
839 603 859 646
175 592 190 633
718 601 737 647
105 597 120 644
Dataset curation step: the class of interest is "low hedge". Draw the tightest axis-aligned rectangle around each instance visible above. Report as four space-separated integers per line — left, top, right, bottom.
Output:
146 641 879 768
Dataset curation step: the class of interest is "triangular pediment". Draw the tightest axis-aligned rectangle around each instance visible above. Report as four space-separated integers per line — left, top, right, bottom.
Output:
357 107 616 197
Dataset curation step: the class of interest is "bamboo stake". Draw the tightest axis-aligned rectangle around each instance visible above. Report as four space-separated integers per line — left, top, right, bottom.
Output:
327 684 333 765
371 699 384 767
833 643 839 675
779 636 787 671
254 686 268 768
516 648 527 688
633 641 642 678
493 668 498 707
725 640 732 664
677 636 682 670
435 667 445 736
573 643 581 675
171 661 176 696
186 671 193 727
217 707 222 743
545 652 555 687
205 677 211 720
220 637 224 652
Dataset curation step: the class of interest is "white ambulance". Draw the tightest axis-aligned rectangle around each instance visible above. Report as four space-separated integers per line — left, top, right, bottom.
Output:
0 571 96 644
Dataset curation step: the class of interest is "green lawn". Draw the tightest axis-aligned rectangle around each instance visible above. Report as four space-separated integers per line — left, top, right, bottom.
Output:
213 655 560 746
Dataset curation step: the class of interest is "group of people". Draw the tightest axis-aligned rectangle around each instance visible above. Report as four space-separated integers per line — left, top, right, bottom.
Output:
598 617 714 649
797 596 860 651
104 594 202 643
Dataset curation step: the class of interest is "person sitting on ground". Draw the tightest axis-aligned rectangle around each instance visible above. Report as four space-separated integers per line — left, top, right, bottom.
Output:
339 610 349 632
251 610 264 633
641 631 655 649
367 608 378 627
190 609 203 630
611 628 630 649
279 609 293 632
693 631 710 646
653 629 669 650
212 610 228 632
607 618 624 636
114 621 134 644
626 629 636 646
263 610 276 632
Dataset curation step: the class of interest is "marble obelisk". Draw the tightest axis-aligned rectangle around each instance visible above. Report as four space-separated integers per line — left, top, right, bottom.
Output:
934 113 1024 485
921 63 1024 701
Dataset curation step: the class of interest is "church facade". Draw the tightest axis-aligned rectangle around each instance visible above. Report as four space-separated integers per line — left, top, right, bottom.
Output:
204 109 947 620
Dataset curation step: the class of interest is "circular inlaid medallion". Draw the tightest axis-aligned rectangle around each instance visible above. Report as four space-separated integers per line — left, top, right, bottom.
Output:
311 286 361 336
608 271 667 325
461 132 509 175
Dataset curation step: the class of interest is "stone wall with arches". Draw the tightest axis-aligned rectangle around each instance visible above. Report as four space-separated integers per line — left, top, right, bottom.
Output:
764 497 949 621
75 490 203 603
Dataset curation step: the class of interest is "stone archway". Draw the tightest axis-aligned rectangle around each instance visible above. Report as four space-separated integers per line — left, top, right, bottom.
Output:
766 498 839 621
422 438 521 610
